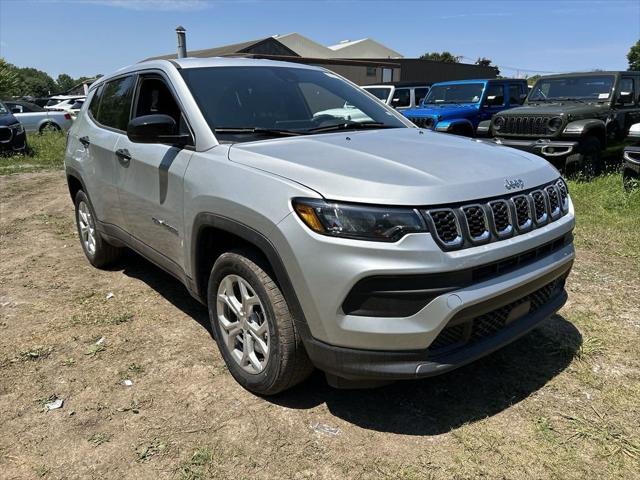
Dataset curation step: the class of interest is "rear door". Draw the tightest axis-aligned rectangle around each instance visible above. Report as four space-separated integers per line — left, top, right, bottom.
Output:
114 73 194 268
79 76 135 228
7 103 40 133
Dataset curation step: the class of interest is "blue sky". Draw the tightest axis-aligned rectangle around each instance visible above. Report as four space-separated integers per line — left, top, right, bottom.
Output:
0 0 638 79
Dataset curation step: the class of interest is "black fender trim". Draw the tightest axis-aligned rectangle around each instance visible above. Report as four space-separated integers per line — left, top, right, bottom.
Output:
191 213 313 333
64 166 89 200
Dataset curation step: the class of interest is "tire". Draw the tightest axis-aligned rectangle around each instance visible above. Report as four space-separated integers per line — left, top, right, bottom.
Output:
74 190 121 268
39 122 61 134
565 136 601 180
207 250 313 395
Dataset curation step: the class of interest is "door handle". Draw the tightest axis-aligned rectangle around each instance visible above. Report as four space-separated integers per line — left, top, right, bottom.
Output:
115 148 131 165
79 136 90 147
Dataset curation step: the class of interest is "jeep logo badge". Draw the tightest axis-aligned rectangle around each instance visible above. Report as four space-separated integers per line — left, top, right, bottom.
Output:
505 178 525 191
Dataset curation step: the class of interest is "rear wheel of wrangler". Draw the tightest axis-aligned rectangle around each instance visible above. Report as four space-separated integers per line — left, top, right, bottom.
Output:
74 190 121 268
565 136 601 180
207 250 313 395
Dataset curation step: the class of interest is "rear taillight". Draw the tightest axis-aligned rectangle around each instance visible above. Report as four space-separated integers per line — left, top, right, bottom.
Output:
64 113 72 120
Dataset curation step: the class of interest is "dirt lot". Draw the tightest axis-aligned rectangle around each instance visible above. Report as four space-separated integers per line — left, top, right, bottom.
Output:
1 170 639 480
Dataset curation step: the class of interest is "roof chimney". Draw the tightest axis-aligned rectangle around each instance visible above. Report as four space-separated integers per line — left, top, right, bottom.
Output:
176 26 187 59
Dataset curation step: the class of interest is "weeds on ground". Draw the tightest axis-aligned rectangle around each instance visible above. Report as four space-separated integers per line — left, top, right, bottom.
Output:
0 131 66 175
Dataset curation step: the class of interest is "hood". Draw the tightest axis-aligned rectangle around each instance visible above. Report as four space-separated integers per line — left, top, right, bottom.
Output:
0 113 19 126
503 102 607 117
403 103 479 120
228 128 559 205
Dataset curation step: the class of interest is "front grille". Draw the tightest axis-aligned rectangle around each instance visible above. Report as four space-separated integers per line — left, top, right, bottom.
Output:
423 179 569 251
462 205 489 242
502 116 551 135
489 200 512 236
545 185 561 218
427 209 461 246
0 127 12 143
428 277 564 353
408 116 435 129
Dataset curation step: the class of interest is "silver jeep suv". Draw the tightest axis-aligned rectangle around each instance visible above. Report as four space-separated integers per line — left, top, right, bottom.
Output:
65 58 575 394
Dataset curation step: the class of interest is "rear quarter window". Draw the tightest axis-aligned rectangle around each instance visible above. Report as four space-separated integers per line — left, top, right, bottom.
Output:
96 76 135 131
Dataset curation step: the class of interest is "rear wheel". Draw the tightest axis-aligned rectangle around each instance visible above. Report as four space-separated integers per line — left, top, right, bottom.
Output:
208 250 313 395
39 122 61 134
565 136 601 180
74 190 121 268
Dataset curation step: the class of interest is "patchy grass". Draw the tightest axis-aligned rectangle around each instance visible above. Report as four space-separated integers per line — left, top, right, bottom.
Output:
19 345 53 361
567 174 640 264
0 131 66 175
1 166 638 479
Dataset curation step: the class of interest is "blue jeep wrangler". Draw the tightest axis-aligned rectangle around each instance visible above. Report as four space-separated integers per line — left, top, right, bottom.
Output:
402 78 528 136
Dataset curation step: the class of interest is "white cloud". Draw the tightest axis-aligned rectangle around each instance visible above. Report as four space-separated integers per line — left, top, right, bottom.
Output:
74 0 210 11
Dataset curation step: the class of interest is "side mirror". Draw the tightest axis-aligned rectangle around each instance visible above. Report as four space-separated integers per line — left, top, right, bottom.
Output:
127 114 191 145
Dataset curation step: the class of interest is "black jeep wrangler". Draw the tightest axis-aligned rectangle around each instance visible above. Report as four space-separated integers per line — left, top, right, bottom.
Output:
482 71 640 176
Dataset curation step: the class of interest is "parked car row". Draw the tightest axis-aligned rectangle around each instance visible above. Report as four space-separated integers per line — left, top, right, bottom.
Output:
395 71 640 180
3 100 74 133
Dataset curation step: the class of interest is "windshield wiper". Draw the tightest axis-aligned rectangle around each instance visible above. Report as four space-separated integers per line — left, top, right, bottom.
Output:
553 97 587 104
213 127 305 137
305 121 396 133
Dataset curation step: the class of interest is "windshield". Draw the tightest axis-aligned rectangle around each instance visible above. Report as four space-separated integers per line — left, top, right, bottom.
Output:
363 87 392 101
528 75 615 102
423 83 484 104
0 102 8 114
180 66 406 142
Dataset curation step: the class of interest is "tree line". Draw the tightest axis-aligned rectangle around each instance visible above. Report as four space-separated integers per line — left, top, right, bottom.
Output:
0 58 101 99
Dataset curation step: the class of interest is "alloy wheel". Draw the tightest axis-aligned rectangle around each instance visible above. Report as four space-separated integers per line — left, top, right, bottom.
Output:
216 274 270 374
77 201 96 256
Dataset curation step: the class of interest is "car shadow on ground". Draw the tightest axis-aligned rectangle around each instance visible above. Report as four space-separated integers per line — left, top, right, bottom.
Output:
118 251 213 338
117 250 582 436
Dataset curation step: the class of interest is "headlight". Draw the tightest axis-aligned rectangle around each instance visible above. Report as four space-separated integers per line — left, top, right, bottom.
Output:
547 116 563 132
293 198 427 242
10 123 24 135
493 116 505 131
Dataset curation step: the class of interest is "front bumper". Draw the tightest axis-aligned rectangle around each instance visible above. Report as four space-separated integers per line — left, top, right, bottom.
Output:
304 260 570 380
492 137 578 158
0 128 27 153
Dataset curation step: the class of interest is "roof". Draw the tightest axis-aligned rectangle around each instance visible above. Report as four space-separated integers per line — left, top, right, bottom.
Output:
327 38 403 58
146 32 403 61
145 37 298 61
539 71 632 79
430 78 525 86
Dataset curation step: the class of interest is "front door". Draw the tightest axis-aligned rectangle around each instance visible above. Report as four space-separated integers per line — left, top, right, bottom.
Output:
114 74 194 269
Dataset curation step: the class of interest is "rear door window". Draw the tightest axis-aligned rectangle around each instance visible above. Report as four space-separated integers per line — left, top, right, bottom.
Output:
96 75 135 131
509 84 524 105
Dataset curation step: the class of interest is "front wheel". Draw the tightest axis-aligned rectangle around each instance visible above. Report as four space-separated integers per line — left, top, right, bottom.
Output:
565 137 601 180
207 250 313 395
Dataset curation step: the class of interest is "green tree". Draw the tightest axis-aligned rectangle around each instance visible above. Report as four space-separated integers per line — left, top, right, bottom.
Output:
16 67 56 97
420 51 461 63
56 73 76 93
0 58 20 98
628 39 640 71
526 74 541 86
475 57 500 76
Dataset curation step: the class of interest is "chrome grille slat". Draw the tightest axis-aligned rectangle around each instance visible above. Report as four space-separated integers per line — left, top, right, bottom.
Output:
424 180 569 251
530 190 548 225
